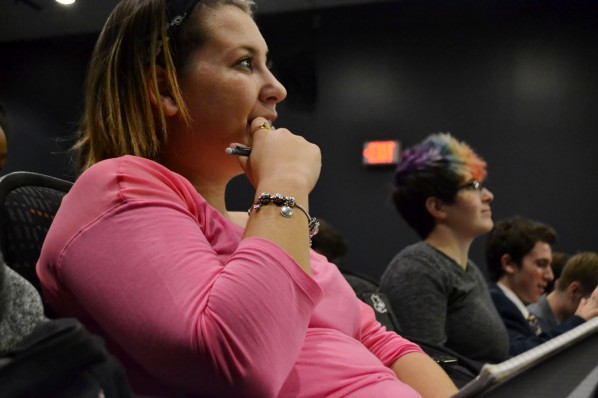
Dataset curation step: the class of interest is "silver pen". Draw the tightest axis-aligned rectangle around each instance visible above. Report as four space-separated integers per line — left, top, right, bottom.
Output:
225 145 252 157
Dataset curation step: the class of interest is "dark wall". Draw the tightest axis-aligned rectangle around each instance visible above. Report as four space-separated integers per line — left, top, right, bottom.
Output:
1 1 598 281
0 35 96 180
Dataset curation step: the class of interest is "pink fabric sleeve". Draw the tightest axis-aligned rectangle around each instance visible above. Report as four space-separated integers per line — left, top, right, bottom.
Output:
53 199 323 396
357 299 423 367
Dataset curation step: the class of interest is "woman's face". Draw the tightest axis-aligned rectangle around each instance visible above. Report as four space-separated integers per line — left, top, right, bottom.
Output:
166 5 286 175
443 181 494 238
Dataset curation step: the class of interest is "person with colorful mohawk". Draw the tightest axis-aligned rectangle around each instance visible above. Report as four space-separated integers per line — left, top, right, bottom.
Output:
379 133 509 366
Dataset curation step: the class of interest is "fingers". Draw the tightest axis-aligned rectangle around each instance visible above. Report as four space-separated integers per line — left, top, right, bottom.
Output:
580 297 588 307
576 295 598 321
240 118 320 193
250 118 273 134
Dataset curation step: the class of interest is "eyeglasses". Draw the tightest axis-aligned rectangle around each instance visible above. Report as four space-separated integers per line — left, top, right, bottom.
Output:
459 180 485 191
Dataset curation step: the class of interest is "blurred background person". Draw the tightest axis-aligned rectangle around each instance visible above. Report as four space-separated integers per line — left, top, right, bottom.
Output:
310 218 348 266
379 133 509 366
544 251 570 294
0 102 9 172
486 216 598 356
0 102 43 353
311 218 380 297
528 251 598 332
0 253 45 355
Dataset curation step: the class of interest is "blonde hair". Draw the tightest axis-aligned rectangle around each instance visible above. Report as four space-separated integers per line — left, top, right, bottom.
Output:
557 252 598 296
76 0 255 171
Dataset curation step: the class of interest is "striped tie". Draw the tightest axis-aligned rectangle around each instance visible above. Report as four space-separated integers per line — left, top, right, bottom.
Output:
527 313 542 336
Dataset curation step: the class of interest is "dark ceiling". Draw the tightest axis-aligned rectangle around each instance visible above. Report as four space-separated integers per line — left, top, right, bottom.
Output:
0 0 395 43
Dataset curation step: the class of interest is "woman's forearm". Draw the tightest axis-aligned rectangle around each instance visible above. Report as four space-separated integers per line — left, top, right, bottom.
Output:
391 352 458 398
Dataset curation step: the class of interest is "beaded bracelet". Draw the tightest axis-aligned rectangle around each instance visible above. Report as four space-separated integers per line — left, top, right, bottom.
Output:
248 193 320 244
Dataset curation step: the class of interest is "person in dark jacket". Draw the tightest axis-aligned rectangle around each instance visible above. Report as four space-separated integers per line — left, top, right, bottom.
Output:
486 216 598 356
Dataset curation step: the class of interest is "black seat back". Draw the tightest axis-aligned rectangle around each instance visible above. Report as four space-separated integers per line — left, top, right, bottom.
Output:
0 171 72 294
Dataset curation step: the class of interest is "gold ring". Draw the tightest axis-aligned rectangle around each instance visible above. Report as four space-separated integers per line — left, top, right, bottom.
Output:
258 122 271 131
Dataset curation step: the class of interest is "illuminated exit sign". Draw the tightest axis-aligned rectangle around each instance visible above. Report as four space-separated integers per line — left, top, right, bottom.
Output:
362 140 400 166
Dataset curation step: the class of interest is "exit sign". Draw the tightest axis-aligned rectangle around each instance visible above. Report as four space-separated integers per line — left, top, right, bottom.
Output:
362 140 400 166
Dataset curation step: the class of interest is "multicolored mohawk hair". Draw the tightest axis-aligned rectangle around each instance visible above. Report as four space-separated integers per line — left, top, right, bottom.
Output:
395 133 487 184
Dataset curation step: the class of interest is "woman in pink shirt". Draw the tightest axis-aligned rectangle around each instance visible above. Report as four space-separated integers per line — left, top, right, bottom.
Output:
37 0 457 397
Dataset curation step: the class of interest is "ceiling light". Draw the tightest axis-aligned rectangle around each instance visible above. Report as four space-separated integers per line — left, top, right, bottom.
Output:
56 0 76 5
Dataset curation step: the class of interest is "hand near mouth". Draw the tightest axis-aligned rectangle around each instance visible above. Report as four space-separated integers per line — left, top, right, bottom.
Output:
230 117 321 194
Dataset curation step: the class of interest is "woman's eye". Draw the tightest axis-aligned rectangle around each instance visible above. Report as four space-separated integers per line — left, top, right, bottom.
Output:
238 58 253 70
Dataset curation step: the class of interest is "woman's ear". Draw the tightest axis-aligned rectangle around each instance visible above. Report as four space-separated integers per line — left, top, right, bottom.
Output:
425 197 446 221
147 65 179 117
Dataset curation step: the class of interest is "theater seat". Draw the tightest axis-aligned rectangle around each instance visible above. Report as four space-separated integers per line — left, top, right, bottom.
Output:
339 268 380 297
0 171 72 294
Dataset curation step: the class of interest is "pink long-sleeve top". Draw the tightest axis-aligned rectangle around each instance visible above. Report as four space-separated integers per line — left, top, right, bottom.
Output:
37 155 423 397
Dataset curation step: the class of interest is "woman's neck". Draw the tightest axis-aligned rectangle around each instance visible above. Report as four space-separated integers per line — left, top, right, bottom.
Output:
197 180 250 228
161 154 233 218
198 183 228 215
425 227 473 270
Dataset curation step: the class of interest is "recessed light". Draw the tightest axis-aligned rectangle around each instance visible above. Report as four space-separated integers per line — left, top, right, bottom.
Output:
56 0 76 5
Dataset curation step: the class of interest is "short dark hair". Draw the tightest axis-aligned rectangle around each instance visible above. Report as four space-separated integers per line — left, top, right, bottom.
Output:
392 133 487 239
485 216 557 282
393 167 462 239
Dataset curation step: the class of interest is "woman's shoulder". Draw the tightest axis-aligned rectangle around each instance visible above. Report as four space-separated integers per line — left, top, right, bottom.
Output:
61 156 207 229
80 155 182 186
393 241 439 262
75 156 199 202
387 241 453 274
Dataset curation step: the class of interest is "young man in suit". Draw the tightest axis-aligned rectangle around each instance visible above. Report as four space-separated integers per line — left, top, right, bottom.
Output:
485 216 598 356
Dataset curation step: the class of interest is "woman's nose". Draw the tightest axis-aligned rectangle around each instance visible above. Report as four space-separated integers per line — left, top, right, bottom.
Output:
262 70 287 104
483 187 494 202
